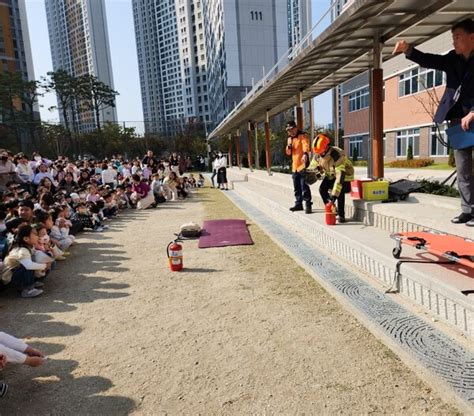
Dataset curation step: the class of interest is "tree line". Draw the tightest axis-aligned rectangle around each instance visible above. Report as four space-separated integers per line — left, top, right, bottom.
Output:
0 69 118 156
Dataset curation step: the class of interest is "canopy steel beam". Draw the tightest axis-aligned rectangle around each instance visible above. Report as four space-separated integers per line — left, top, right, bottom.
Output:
210 0 474 139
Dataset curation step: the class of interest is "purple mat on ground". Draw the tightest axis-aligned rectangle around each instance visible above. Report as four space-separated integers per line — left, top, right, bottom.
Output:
198 219 253 248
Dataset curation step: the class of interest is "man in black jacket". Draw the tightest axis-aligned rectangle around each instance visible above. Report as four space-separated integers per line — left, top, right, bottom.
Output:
393 18 474 226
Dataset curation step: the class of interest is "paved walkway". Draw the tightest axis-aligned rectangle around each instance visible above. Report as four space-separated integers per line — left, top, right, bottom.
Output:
0 187 460 415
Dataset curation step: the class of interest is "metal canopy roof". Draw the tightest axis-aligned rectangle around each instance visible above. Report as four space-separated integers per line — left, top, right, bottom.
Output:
210 0 474 138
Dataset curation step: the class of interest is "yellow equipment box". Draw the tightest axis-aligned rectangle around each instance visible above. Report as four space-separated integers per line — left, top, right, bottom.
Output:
362 180 389 201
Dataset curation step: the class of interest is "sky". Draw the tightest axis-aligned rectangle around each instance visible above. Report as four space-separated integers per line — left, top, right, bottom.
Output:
25 0 334 133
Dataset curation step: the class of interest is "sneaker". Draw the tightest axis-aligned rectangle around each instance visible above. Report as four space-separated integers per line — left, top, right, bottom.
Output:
0 381 8 398
21 288 43 298
466 218 474 227
102 224 109 229
55 256 67 261
34 281 45 289
289 205 304 212
338 216 346 223
93 226 104 232
451 213 472 224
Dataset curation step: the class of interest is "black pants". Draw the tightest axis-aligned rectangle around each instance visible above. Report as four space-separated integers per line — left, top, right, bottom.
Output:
319 177 350 218
292 171 312 206
210 170 217 187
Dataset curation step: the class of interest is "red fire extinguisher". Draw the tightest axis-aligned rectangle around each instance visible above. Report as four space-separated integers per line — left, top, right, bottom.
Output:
167 240 183 271
325 201 337 226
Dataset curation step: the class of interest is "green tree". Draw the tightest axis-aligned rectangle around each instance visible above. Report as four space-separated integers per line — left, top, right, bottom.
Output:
77 74 118 132
21 80 43 149
39 123 72 158
0 71 25 150
352 146 359 163
407 144 413 160
42 70 77 153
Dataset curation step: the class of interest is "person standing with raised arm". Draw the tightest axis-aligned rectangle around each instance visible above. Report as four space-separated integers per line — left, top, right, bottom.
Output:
393 19 474 227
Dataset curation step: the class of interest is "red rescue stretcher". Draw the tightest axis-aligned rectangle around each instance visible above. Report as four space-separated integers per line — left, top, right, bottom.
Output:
387 231 474 293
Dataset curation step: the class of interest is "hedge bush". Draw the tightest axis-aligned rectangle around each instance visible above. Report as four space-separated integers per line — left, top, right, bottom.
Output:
388 158 434 168
417 179 460 198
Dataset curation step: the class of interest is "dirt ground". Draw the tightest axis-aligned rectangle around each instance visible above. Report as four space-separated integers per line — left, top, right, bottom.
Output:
0 186 460 415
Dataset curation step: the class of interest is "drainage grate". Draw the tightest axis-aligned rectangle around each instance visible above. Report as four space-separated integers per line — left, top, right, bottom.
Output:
227 192 474 406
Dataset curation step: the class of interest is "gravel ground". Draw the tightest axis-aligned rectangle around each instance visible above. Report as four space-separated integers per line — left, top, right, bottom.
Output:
0 186 460 415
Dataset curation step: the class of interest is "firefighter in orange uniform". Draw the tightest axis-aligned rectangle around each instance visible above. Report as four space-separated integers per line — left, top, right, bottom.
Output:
285 120 312 214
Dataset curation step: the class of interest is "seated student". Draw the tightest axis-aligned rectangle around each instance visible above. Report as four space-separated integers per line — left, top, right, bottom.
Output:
33 210 67 260
74 202 102 232
58 172 78 195
162 172 179 201
101 192 118 218
32 224 55 276
0 331 45 398
150 174 166 205
114 185 131 209
1 224 47 298
4 199 18 222
50 206 75 251
65 194 84 235
309 134 354 223
131 174 154 210
87 202 107 231
34 192 55 212
197 174 205 188
17 199 35 224
38 177 56 195
85 184 100 203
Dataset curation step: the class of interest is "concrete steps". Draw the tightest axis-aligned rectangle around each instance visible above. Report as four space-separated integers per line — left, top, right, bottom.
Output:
226 168 474 340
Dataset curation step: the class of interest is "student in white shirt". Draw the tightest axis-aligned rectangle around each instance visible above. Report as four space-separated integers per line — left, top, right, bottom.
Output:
216 152 228 190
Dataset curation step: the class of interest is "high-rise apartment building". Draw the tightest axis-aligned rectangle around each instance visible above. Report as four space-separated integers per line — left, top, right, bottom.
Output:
0 0 35 101
288 0 311 50
133 0 310 137
45 0 117 132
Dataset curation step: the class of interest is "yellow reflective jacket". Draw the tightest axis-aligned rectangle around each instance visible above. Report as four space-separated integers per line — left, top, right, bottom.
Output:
308 146 354 197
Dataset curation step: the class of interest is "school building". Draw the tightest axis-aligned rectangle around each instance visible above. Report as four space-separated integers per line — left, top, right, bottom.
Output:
341 31 452 163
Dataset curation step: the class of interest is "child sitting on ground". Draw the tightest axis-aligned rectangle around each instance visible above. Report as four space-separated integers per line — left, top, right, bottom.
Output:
50 206 75 252
32 224 55 277
197 174 205 188
33 210 67 260
1 224 48 298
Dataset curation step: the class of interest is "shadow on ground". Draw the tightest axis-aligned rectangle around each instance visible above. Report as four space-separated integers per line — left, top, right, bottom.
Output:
0 211 143 415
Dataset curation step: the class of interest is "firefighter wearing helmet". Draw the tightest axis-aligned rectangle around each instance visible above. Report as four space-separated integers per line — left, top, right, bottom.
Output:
285 120 312 214
309 133 354 223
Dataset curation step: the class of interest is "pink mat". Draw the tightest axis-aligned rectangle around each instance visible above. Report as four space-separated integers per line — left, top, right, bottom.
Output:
198 219 253 248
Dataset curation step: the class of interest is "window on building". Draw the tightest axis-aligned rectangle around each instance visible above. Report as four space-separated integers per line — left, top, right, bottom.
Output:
349 136 364 158
348 87 369 112
396 128 420 157
399 67 445 97
430 126 448 156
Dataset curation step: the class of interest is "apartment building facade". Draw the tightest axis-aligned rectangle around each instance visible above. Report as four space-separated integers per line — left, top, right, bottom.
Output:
342 31 452 163
45 0 117 132
133 0 310 137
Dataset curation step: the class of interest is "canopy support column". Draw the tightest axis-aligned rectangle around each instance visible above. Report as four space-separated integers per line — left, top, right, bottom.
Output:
370 40 384 179
228 133 233 168
264 111 272 175
247 122 253 171
235 129 241 169
296 90 304 130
